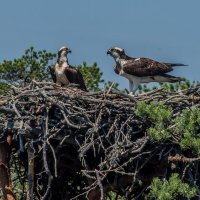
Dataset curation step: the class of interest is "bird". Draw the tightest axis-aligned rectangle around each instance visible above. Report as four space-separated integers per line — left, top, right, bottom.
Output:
49 46 87 90
107 47 186 95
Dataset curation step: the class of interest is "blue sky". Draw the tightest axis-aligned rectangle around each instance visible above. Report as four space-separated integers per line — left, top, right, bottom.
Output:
0 0 199 89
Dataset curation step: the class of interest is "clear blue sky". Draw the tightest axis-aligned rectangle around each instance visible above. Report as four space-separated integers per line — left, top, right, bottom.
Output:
0 0 199 89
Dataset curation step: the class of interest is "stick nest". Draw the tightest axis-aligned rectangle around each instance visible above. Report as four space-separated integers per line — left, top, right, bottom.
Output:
1 81 200 199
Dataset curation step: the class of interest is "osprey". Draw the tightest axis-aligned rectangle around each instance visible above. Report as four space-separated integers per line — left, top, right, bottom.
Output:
49 46 87 90
107 47 186 95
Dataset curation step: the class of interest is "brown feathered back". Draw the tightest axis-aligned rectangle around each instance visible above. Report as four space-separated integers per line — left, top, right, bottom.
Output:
122 58 173 77
49 64 87 91
64 66 87 90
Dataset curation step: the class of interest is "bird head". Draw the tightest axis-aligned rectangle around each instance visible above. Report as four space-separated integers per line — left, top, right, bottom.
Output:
107 47 125 59
58 46 72 58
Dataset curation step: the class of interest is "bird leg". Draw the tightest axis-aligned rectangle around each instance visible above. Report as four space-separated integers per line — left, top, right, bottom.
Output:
129 80 139 96
129 81 134 96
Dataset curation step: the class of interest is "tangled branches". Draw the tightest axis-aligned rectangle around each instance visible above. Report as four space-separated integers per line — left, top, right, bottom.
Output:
0 81 200 200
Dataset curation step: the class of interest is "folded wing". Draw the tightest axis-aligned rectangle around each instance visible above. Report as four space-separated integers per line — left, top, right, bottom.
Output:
123 58 173 77
64 66 87 91
48 65 57 83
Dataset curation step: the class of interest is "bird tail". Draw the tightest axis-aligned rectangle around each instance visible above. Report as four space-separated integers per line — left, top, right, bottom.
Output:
160 74 185 83
163 63 188 67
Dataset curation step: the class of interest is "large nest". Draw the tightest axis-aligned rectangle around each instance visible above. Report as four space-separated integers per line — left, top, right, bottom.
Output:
0 81 200 200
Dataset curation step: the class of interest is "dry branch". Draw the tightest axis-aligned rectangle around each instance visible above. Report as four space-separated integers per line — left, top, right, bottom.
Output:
0 81 200 199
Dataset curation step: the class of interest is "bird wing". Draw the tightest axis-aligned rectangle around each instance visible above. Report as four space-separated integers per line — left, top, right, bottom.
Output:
123 58 173 77
48 65 56 83
64 66 87 90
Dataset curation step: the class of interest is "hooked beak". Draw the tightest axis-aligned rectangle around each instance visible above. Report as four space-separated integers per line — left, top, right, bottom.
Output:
107 49 111 55
67 49 72 53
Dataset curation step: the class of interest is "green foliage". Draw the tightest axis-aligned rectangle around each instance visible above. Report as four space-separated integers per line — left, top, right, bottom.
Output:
138 80 194 94
136 102 200 154
77 62 104 91
0 47 56 94
0 82 11 94
77 62 120 92
136 102 173 141
106 192 124 200
138 84 152 93
160 80 193 92
136 102 172 123
103 81 120 92
147 125 171 142
175 108 200 155
147 174 197 200
23 47 56 80
180 136 200 155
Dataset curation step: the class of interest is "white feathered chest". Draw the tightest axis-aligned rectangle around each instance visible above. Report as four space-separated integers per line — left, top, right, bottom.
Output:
55 62 69 85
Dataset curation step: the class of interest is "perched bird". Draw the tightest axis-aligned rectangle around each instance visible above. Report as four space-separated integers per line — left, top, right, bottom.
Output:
107 47 186 95
49 46 87 90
